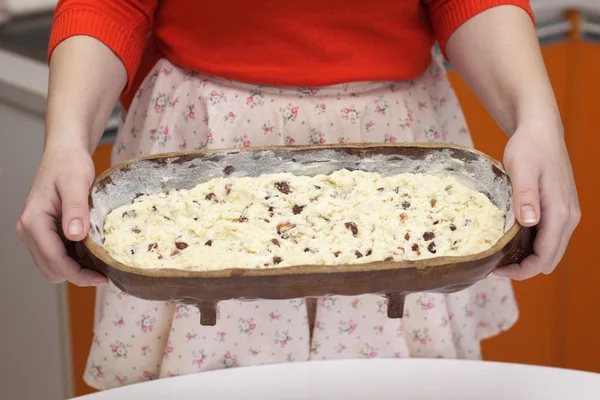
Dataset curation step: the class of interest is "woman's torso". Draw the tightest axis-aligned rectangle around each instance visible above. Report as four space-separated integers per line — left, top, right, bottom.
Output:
124 0 436 108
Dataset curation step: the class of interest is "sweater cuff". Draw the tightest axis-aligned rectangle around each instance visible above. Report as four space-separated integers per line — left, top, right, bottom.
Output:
48 7 145 92
431 1 536 59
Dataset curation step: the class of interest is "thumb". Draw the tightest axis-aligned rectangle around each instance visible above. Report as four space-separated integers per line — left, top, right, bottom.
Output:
57 174 91 242
507 164 541 227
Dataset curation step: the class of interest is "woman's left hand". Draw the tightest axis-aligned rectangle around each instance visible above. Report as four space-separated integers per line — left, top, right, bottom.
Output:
495 125 581 280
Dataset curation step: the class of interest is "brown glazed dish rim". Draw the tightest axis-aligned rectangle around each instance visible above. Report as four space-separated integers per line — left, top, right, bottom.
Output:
83 142 521 279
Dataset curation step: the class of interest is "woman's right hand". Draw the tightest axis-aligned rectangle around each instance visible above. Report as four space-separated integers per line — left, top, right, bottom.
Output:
17 35 128 286
16 144 107 286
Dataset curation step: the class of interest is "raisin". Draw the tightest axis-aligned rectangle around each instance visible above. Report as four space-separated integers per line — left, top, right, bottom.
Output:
148 243 158 251
384 256 394 262
355 250 363 259
405 233 410 241
377 188 384 192
132 228 141 234
402 201 411 209
333 251 341 258
450 224 457 231
239 216 248 223
271 239 280 247
175 242 188 250
205 192 217 201
223 165 234 175
205 240 213 246
171 250 180 256
275 181 291 194
344 222 358 236
430 198 437 207
411 244 419 252
264 219 270 223
292 205 305 215
428 242 437 254
225 184 232 196
268 206 274 217
399 213 408 222
423 232 435 241
194 217 198 221
433 220 439 225
304 248 311 253
157 254 163 260
273 256 283 265
276 222 295 236
366 249 373 256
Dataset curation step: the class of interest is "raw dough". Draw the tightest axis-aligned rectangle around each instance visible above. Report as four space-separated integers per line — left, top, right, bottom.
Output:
103 169 505 270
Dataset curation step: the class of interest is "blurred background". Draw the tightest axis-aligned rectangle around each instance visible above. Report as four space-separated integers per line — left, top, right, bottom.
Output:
0 0 599 399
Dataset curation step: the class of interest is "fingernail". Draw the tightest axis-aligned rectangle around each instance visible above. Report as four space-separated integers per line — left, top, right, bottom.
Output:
68 219 83 236
520 205 538 225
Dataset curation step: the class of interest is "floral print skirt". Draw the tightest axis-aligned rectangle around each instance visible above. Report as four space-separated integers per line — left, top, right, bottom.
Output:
85 49 518 390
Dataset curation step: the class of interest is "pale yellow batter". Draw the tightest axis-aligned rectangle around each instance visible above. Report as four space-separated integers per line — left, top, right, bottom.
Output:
103 170 505 270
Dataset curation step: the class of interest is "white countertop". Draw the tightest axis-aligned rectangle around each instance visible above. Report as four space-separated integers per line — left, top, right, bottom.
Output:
72 359 600 400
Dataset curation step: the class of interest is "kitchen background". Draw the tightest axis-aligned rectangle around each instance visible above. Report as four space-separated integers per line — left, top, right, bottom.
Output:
0 1 599 399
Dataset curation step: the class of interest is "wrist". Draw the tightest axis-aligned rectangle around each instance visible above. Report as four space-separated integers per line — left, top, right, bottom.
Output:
44 126 92 154
513 114 564 140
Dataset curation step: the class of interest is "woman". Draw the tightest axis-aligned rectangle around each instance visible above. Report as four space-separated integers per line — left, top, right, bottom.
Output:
17 0 580 390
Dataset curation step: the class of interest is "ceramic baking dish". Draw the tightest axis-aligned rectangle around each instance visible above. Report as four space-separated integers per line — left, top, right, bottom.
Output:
67 143 534 325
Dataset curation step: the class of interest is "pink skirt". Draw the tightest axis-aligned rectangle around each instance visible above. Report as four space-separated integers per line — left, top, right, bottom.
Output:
85 49 518 390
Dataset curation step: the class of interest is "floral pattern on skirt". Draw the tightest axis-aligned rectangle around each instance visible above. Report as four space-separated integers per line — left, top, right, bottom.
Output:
85 48 518 390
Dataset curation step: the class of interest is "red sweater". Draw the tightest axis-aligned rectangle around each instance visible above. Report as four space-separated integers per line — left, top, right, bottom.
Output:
49 0 534 110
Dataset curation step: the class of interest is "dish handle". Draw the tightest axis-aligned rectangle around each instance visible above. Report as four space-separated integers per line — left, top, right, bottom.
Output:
497 225 537 268
64 239 108 277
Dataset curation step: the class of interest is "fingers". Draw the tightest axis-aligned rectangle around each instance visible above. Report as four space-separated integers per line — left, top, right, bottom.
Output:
18 212 106 287
548 203 581 273
495 256 542 281
17 220 65 283
506 163 540 227
56 172 91 242
496 179 578 280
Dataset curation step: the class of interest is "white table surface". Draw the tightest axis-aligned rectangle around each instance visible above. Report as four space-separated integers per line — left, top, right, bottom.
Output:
73 358 600 400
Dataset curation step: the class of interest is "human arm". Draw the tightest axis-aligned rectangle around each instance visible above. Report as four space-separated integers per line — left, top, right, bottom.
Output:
438 4 580 279
16 0 157 286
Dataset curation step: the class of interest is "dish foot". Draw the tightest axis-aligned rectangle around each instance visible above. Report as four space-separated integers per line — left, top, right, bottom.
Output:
386 293 407 318
197 301 217 326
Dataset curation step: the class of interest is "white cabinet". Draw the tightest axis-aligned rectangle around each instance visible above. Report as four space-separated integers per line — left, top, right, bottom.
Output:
0 51 71 400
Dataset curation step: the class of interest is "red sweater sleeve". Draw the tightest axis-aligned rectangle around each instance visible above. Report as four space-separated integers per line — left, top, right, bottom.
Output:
48 0 158 91
423 0 535 58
